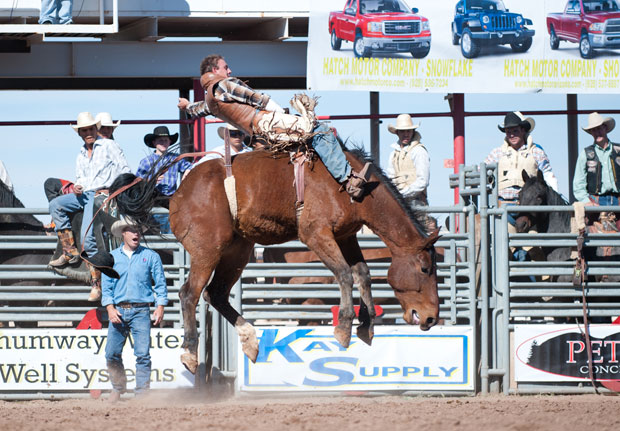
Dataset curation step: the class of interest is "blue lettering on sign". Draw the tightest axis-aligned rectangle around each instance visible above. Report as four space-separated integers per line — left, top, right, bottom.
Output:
360 367 379 377
440 366 458 377
303 342 331 352
302 357 358 386
256 329 313 363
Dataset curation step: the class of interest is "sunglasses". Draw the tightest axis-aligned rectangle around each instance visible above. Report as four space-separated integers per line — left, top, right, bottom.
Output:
228 130 244 138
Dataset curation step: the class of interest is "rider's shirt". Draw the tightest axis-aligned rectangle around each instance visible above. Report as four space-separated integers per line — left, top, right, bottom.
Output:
185 77 270 118
76 138 131 191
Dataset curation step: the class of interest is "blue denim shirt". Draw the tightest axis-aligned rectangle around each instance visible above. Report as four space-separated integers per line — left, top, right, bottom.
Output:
101 245 168 307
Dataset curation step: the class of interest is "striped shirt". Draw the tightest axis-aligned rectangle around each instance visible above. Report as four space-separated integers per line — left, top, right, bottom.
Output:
136 152 192 196
75 138 131 191
185 77 269 118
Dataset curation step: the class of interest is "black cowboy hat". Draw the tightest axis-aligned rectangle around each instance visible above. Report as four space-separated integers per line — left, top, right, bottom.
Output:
80 250 120 279
498 111 535 133
144 126 179 148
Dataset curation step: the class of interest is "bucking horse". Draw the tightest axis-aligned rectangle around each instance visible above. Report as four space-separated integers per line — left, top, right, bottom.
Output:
111 144 440 374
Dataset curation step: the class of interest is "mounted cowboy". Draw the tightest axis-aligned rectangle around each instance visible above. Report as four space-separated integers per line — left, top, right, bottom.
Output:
177 54 369 199
386 114 434 233
48 112 131 301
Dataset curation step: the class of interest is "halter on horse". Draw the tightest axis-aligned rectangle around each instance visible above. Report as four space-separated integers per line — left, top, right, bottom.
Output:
111 147 440 374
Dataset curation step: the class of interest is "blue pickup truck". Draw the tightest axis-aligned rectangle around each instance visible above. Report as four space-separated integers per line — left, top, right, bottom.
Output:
451 0 535 58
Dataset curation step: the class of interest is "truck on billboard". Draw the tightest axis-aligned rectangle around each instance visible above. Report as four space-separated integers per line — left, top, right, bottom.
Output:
451 0 535 58
328 0 432 58
547 0 620 59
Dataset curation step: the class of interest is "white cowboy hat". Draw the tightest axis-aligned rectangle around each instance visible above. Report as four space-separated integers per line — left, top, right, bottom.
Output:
110 217 147 238
498 111 535 133
71 112 100 132
95 112 121 129
217 123 245 140
387 114 420 134
582 112 616 134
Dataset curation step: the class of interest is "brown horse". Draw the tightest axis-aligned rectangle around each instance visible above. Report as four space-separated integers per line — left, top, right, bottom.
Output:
112 148 439 374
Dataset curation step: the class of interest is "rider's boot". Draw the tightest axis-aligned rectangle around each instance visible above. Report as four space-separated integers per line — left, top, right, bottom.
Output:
87 264 102 302
48 229 80 267
290 94 318 126
342 162 371 200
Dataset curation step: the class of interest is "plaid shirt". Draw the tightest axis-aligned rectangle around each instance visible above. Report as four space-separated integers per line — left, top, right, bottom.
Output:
136 152 192 196
485 139 557 201
185 77 269 118
76 138 131 191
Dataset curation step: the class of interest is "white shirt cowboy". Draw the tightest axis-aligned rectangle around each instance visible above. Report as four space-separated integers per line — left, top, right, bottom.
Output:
386 140 430 198
0 160 13 191
75 138 131 191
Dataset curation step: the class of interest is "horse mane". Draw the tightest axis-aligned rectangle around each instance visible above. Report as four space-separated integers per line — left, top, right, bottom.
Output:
345 146 428 238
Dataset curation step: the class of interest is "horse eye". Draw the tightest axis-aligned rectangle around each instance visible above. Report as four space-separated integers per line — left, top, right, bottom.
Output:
421 267 430 274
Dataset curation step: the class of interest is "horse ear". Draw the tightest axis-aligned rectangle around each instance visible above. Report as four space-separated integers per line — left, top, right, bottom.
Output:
521 169 530 183
422 229 441 249
537 169 544 182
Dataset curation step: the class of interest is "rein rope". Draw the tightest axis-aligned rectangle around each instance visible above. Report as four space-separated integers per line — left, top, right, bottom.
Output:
80 151 217 254
573 227 599 394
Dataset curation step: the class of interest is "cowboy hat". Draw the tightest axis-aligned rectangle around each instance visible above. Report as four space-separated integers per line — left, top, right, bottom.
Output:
498 111 535 133
582 112 616 134
110 217 147 238
80 250 120 279
217 123 246 140
387 114 420 134
95 112 121 129
71 112 100 132
144 126 179 148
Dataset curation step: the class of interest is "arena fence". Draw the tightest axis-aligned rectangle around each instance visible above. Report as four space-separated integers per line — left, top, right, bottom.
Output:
2 166 620 397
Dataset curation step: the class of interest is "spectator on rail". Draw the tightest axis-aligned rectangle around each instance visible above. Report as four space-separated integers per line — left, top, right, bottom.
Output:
48 112 131 302
39 0 73 24
485 111 559 261
95 112 120 140
386 114 435 233
102 218 167 402
573 112 620 230
0 159 13 192
177 54 370 200
192 124 251 168
136 126 192 233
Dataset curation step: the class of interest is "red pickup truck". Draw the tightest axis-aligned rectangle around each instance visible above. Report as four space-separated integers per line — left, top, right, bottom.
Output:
547 0 620 58
329 0 431 58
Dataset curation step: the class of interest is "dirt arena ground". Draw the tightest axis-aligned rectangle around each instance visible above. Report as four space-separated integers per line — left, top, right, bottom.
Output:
1 392 620 431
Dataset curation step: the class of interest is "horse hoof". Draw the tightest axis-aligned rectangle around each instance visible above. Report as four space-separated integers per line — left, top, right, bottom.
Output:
356 325 373 346
237 322 259 363
333 327 351 348
180 352 198 374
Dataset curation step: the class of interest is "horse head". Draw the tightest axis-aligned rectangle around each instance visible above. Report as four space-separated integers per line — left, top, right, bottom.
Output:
387 229 440 330
516 169 547 233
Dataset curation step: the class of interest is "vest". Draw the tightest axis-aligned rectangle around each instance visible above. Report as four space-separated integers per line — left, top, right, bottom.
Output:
389 133 427 195
497 136 539 190
584 142 620 194
201 73 261 136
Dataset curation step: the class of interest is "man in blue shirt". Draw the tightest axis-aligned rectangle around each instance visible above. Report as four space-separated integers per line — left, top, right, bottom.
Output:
136 126 191 233
101 218 168 402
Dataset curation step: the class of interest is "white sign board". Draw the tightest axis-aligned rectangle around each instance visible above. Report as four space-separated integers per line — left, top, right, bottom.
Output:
515 324 620 382
238 325 474 392
0 329 194 390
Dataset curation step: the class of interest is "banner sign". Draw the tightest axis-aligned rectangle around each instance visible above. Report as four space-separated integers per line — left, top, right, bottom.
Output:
238 325 474 392
0 329 194 390
515 324 620 382
308 0 620 93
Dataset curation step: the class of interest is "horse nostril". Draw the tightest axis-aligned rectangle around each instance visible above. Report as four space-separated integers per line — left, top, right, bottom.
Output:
425 317 436 327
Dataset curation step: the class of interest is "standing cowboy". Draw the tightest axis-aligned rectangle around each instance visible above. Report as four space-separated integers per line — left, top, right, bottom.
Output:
102 218 167 402
386 114 434 233
48 112 131 301
178 54 369 199
136 126 192 233
95 112 120 140
573 112 620 230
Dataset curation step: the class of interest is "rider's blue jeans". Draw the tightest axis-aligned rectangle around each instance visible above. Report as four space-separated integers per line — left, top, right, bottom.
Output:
39 0 73 24
105 305 152 394
312 123 352 183
49 190 97 256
